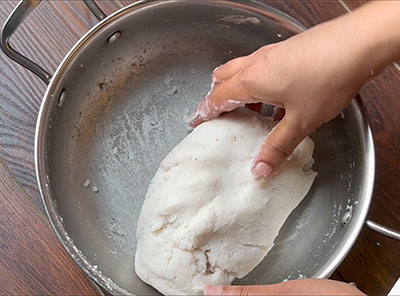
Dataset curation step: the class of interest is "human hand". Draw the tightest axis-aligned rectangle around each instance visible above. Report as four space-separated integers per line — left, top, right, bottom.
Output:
204 279 365 295
190 1 400 180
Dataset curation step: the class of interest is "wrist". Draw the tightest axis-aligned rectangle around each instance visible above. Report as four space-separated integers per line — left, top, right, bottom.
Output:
347 1 400 72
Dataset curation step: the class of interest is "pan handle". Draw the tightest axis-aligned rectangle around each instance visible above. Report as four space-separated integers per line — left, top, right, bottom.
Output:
366 219 400 241
0 0 107 84
83 0 106 21
0 0 51 84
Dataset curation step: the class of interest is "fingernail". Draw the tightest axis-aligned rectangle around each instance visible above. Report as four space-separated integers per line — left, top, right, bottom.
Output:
189 114 201 127
349 282 357 288
212 64 223 74
189 107 205 127
252 161 272 180
204 286 224 296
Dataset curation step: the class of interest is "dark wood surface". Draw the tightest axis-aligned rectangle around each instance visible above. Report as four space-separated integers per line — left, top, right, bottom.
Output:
0 1 398 295
0 159 98 295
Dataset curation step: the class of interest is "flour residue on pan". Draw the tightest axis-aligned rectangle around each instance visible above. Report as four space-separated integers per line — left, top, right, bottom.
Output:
48 198 130 295
219 15 261 25
63 229 132 295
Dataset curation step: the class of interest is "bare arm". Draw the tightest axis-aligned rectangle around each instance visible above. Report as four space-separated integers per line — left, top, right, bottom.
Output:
191 1 400 180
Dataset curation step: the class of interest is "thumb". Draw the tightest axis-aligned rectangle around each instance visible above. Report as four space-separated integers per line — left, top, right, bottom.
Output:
205 280 365 295
204 285 271 296
252 115 306 180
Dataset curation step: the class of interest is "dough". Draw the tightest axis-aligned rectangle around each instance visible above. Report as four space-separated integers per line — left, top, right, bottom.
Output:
135 108 317 295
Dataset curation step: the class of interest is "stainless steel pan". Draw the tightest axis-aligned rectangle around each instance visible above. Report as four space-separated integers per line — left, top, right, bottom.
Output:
2 0 400 294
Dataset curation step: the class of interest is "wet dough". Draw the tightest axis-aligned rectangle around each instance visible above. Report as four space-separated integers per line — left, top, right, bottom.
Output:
135 108 317 295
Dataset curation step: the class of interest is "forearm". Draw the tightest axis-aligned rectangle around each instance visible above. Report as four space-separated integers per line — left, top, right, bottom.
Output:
286 1 400 96
342 1 400 77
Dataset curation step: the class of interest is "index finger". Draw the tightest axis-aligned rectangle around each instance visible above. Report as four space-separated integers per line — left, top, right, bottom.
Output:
189 76 253 127
213 56 246 82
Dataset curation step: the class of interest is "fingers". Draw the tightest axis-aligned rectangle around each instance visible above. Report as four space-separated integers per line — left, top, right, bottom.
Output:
213 57 246 82
205 285 271 296
190 77 252 127
205 279 365 296
190 56 250 127
252 114 306 180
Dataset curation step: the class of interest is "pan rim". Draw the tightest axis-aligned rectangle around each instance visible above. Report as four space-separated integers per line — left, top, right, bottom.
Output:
34 0 375 294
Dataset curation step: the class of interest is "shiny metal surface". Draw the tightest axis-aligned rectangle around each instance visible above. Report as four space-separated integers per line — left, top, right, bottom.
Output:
84 0 106 21
35 1 374 292
1 0 392 295
366 220 400 241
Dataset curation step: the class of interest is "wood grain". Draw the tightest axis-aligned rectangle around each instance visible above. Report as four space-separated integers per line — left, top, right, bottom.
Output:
330 66 400 296
342 0 366 10
0 1 399 295
0 159 98 295
0 1 92 210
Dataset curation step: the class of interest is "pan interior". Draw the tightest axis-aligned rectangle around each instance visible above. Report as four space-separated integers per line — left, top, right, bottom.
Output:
44 1 370 294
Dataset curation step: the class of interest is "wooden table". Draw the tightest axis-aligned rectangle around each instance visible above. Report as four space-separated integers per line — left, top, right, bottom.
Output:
0 1 399 295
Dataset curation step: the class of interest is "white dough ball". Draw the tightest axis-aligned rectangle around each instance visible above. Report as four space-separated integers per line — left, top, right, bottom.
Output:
135 108 316 295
